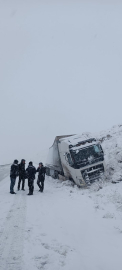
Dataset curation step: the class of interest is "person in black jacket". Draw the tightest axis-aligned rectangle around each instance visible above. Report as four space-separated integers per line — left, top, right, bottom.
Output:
18 159 26 191
10 159 19 194
36 162 46 192
26 161 36 195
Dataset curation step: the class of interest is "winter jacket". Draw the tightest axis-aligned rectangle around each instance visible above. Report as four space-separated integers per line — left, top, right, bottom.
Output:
36 166 46 181
10 163 19 179
19 161 26 178
26 165 36 180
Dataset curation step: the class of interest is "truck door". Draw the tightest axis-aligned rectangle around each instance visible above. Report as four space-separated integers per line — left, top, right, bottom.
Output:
63 152 76 180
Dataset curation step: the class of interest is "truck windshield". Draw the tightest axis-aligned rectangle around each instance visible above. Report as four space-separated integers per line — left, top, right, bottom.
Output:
70 144 103 166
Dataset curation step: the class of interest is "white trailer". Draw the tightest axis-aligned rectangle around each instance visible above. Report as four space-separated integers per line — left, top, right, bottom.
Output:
46 134 104 187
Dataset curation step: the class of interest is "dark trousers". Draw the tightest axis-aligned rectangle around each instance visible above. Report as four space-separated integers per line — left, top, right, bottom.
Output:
18 175 25 190
28 178 34 194
37 178 44 192
10 178 16 193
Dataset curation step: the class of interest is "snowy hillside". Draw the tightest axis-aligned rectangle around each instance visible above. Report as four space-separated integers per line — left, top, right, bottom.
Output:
96 125 122 183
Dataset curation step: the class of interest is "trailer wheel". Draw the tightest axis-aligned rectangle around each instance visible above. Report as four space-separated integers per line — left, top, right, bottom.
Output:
54 171 59 179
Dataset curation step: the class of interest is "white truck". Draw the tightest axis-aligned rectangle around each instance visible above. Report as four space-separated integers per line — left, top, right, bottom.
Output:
46 134 105 187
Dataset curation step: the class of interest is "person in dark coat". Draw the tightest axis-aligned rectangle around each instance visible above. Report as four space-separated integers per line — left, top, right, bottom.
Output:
36 162 46 192
10 159 19 194
26 161 36 195
18 159 26 191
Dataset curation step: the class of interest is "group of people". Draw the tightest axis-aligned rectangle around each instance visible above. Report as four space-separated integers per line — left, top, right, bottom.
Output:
10 159 46 195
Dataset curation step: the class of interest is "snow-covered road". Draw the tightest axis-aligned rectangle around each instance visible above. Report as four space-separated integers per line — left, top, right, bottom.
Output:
0 170 122 270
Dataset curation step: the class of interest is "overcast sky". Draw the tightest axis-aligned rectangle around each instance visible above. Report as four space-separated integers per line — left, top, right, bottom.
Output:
0 0 122 164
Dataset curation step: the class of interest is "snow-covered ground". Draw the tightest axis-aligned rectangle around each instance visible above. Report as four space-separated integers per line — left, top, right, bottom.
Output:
0 175 122 270
1 124 122 270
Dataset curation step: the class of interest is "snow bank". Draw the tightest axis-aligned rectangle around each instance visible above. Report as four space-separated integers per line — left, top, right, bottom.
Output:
95 125 122 182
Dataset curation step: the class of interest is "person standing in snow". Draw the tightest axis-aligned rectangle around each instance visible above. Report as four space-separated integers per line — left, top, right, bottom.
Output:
10 159 19 194
18 159 26 191
36 162 46 192
26 161 36 195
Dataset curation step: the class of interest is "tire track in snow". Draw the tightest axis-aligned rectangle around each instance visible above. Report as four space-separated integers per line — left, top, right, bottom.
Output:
0 193 26 270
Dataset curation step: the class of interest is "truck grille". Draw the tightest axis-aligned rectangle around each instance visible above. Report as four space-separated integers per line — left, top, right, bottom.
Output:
81 163 104 183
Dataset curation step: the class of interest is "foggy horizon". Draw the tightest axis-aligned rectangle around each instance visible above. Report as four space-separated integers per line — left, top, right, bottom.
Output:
0 0 122 164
